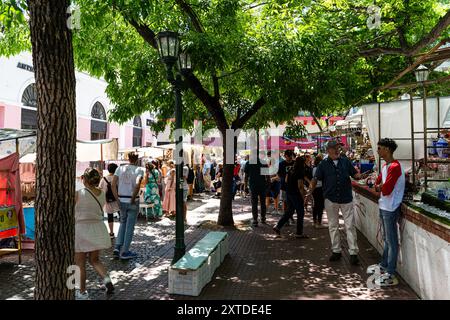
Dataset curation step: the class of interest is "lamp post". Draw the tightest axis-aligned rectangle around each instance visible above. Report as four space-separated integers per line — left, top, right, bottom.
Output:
156 31 192 263
414 64 430 190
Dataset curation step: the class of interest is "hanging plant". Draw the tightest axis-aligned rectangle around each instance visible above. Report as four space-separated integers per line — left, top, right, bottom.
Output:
283 120 308 139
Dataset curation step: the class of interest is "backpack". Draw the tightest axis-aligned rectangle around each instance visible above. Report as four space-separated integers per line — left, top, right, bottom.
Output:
187 167 195 184
210 163 216 178
103 177 116 203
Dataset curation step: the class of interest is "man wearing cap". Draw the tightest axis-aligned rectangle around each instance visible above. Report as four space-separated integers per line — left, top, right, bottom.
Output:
308 140 368 265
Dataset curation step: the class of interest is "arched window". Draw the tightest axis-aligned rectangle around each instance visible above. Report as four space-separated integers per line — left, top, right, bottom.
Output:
90 102 107 140
132 116 142 147
21 84 38 130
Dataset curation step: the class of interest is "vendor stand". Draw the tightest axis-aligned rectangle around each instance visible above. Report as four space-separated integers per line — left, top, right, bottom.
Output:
0 129 36 264
352 40 450 299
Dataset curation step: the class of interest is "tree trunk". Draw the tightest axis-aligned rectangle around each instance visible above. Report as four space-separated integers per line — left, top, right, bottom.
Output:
217 129 234 226
29 0 77 300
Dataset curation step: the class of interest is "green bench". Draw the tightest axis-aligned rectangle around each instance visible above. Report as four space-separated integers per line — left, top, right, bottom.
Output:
168 231 229 296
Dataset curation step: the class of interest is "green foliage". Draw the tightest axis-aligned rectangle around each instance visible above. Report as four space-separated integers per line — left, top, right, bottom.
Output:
0 0 30 56
283 120 308 139
1 0 450 130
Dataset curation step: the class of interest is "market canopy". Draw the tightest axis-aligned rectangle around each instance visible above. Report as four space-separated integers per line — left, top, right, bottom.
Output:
76 138 118 162
0 129 36 159
0 128 36 142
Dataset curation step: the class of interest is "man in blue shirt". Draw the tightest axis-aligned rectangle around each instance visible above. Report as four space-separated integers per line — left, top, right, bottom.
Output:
308 140 368 265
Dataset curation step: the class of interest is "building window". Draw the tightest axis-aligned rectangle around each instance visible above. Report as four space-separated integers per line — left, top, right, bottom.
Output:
21 84 38 130
133 116 142 147
91 102 107 140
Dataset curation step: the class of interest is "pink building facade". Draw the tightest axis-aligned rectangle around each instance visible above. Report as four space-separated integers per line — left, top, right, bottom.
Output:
0 52 156 149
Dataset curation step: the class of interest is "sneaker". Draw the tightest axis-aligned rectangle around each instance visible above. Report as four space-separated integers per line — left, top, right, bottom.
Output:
350 255 359 266
251 220 258 227
272 226 281 236
329 252 342 261
103 277 114 294
366 263 387 275
374 273 399 287
75 290 89 300
261 218 267 224
120 251 138 260
113 248 120 258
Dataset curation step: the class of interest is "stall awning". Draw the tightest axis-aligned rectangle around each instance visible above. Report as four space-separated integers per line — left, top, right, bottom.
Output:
0 128 36 142
76 138 118 162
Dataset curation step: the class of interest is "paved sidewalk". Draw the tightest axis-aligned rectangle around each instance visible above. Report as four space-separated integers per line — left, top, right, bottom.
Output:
0 194 418 300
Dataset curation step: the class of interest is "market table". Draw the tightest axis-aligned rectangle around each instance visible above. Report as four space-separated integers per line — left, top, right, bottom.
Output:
352 181 450 299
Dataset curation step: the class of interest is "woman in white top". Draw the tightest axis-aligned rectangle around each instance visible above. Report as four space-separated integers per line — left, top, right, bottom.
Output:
75 168 114 300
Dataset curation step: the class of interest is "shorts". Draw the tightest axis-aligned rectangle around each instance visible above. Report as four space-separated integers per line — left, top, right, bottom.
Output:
183 189 188 202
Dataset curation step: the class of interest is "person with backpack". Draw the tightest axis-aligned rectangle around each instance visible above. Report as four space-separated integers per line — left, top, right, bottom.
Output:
273 156 308 238
112 152 145 260
186 164 195 200
99 163 120 239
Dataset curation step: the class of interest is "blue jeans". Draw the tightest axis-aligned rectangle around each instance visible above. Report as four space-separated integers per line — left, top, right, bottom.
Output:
115 201 139 254
276 193 305 235
380 207 400 274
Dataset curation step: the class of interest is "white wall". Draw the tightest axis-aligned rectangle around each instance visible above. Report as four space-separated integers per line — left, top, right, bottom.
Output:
0 52 155 147
353 191 450 299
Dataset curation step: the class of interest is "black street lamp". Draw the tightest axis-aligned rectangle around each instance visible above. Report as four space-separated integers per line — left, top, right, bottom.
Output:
156 31 192 264
414 64 430 190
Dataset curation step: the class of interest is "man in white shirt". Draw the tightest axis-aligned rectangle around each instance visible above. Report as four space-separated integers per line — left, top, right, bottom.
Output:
368 138 405 287
112 152 144 260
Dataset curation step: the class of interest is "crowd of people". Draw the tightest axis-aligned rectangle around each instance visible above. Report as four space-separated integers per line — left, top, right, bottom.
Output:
245 138 405 287
73 137 405 298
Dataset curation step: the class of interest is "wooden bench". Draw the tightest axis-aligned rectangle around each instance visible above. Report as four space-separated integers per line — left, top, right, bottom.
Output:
168 231 228 296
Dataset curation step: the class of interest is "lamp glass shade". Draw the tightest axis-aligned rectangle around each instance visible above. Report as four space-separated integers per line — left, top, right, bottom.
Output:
414 64 430 82
178 52 192 72
156 31 180 63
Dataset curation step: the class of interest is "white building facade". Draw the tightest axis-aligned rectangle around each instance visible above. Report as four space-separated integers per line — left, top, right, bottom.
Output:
0 52 157 149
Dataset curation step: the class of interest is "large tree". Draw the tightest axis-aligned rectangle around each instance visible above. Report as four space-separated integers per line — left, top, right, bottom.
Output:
3 0 450 227
70 0 368 226
28 0 77 299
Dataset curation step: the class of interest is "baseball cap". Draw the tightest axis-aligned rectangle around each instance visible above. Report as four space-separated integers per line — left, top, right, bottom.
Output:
325 140 342 149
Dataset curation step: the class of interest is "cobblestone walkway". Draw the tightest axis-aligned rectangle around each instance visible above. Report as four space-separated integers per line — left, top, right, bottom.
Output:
0 194 418 300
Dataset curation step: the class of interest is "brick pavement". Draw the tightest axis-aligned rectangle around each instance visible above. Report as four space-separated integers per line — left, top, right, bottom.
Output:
0 194 418 300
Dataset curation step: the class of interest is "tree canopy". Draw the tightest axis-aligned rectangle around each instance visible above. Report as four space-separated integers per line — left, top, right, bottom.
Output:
2 0 450 225
2 0 450 127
